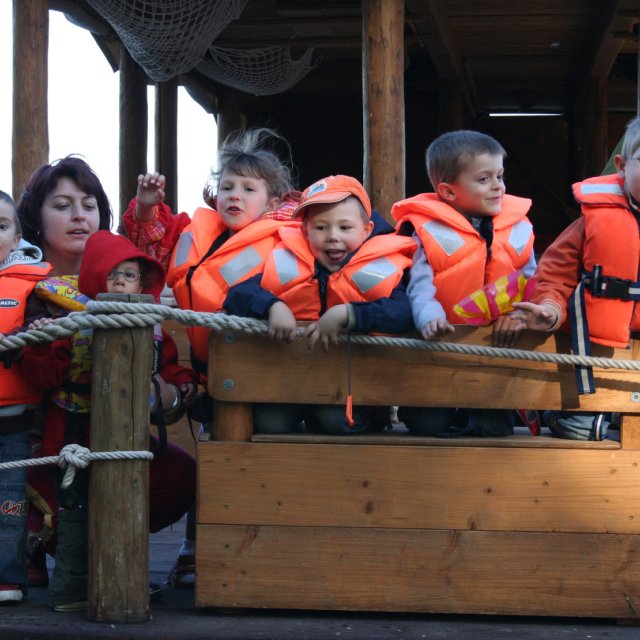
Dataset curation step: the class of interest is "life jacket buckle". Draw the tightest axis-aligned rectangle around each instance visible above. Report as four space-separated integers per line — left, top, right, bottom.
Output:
587 264 634 300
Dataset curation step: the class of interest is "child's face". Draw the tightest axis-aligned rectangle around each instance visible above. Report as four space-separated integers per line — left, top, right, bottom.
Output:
216 170 280 233
106 260 144 295
0 201 21 263
438 153 505 217
303 199 374 272
615 152 640 203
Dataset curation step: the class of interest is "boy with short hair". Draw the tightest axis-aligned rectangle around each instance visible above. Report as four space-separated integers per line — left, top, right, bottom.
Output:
224 175 416 434
0 191 51 603
391 130 537 436
513 116 640 440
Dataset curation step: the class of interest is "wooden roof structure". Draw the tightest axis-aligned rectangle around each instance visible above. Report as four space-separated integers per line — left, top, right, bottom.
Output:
12 1 640 241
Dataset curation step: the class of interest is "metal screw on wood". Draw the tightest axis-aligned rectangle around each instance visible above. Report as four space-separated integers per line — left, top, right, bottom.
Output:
631 392 640 403
223 379 235 390
224 332 236 344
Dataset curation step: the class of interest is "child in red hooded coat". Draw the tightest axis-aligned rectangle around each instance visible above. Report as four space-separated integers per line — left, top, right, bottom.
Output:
22 231 198 610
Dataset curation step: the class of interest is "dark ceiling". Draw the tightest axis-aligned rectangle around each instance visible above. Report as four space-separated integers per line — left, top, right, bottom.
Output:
57 1 640 118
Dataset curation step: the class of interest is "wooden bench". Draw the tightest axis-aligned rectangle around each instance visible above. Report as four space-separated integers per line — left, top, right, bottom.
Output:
196 326 640 618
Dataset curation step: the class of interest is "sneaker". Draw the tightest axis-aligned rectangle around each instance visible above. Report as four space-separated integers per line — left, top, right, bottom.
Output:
52 600 87 612
0 585 23 603
167 554 195 588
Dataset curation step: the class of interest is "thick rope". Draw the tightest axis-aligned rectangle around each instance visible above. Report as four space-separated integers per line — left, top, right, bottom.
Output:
1 299 639 372
0 444 154 489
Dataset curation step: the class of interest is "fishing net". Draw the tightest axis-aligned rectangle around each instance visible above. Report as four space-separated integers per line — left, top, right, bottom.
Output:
86 0 250 81
197 46 319 96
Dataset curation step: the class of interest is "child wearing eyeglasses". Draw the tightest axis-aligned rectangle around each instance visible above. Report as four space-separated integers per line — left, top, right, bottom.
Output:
21 230 198 611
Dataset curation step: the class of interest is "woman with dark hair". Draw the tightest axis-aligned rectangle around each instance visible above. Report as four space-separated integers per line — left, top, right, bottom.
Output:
17 157 196 608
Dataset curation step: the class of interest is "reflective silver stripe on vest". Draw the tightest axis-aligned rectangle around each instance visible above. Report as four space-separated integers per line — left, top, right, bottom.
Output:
508 220 533 255
580 183 625 196
352 257 397 294
219 246 263 286
423 220 464 256
173 231 193 268
272 248 299 286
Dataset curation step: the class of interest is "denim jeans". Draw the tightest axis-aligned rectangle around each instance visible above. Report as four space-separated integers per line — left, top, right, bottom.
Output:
0 430 30 590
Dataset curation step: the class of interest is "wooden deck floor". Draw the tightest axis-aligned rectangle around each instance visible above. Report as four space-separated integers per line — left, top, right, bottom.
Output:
1 515 639 640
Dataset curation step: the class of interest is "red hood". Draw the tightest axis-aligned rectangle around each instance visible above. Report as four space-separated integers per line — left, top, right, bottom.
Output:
78 230 165 301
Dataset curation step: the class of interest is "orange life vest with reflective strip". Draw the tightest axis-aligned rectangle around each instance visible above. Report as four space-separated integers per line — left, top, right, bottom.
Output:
167 208 299 362
392 193 534 322
572 174 640 348
0 262 51 407
260 226 416 320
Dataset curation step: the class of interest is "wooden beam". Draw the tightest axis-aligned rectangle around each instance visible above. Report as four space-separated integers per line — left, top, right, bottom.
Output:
422 0 479 121
362 0 405 221
155 79 178 213
12 0 49 200
119 47 147 232
573 0 632 113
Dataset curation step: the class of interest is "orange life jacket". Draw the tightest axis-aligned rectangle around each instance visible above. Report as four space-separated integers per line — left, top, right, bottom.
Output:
260 226 416 319
572 174 640 348
0 262 51 407
392 193 534 321
167 208 298 363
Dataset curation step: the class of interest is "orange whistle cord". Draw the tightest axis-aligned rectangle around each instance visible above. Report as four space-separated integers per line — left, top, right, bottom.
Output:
345 333 355 427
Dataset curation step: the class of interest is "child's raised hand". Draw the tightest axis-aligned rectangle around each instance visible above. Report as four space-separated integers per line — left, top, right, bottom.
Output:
304 304 349 352
136 172 166 221
511 301 559 332
267 301 298 343
420 318 455 341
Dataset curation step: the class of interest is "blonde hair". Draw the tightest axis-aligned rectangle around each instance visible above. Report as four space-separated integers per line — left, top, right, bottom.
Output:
203 128 294 205
621 116 640 159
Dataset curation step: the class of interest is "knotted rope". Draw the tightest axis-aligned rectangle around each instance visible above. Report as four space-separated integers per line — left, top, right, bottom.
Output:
0 299 639 372
0 444 153 487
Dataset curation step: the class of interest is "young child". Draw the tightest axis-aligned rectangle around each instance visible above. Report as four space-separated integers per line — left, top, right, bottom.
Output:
513 116 640 440
125 127 300 377
224 175 417 434
391 130 537 437
0 191 51 603
22 231 198 610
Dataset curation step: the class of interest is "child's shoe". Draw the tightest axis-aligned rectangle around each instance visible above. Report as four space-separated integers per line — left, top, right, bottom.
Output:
0 585 23 603
52 600 87 612
167 554 195 588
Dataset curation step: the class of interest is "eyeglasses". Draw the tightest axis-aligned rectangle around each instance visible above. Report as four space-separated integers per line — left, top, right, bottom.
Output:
107 269 141 282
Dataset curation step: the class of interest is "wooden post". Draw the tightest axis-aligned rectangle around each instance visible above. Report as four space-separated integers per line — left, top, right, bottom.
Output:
155 79 178 213
362 0 405 222
217 85 246 147
12 0 49 199
119 47 148 233
88 293 154 622
577 75 608 178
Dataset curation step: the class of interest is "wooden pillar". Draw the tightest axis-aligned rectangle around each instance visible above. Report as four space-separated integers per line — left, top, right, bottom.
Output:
576 76 608 179
155 79 178 213
216 85 246 148
119 47 148 232
88 293 153 622
362 0 405 222
12 0 49 199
